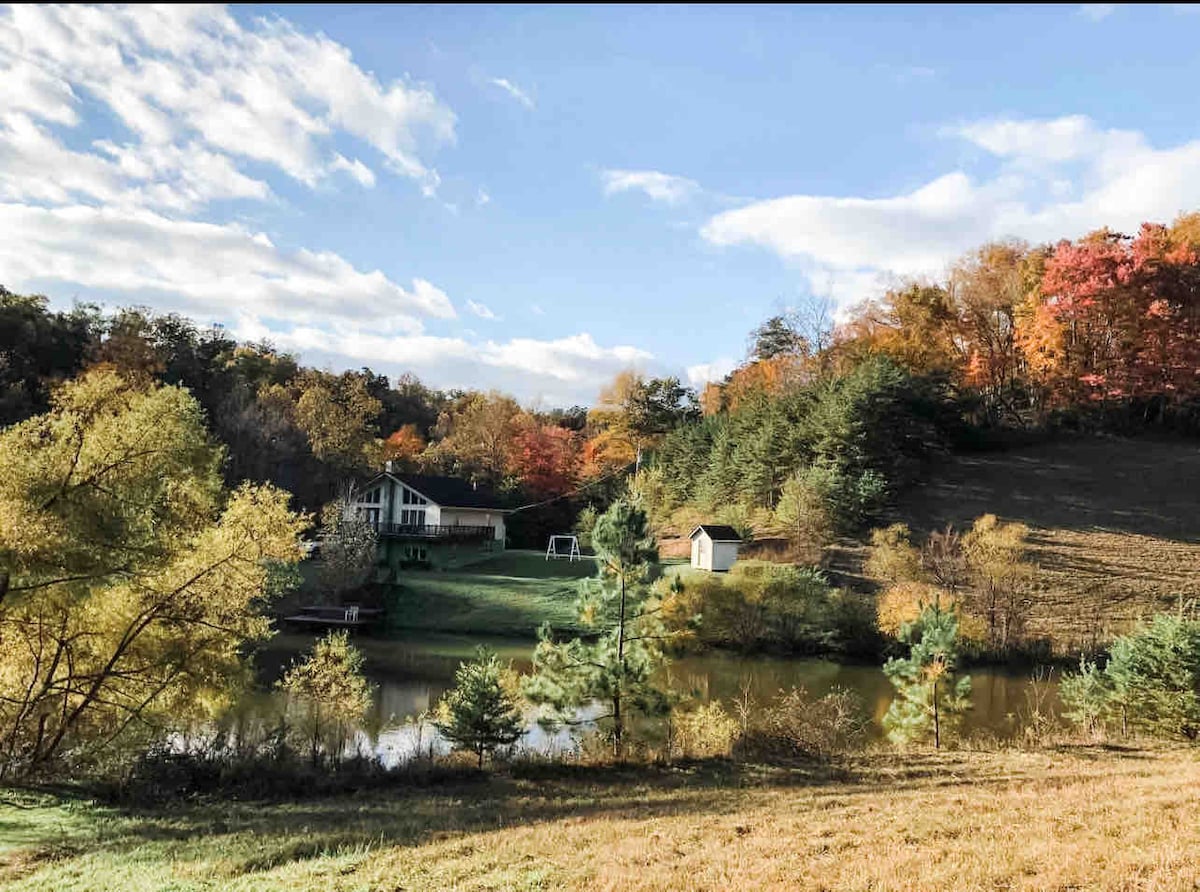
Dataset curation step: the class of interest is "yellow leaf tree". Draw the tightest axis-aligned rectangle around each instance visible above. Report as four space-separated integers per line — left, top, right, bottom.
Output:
0 369 305 777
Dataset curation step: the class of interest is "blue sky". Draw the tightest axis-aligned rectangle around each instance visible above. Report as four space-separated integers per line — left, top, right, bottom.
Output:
4 4 1200 405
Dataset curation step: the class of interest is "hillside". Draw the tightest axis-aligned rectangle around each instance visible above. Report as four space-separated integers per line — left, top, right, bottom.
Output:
838 436 1200 656
4 747 1199 890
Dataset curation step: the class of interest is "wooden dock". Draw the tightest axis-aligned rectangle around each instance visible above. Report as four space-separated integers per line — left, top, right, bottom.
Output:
282 604 383 631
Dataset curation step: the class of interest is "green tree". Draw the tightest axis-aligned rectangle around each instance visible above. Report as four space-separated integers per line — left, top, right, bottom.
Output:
1103 612 1200 740
1059 656 1111 737
749 314 810 362
772 471 832 555
435 647 525 768
883 604 972 748
0 369 305 776
525 499 671 759
277 631 374 767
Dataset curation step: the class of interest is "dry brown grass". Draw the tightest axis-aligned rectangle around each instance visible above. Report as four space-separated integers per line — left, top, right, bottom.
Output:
829 436 1200 656
359 748 1200 892
6 747 1200 890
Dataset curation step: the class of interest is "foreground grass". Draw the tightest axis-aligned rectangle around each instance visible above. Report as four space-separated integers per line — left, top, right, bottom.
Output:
3 746 1200 890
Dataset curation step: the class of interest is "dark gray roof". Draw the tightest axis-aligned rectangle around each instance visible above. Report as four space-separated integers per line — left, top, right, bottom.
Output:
366 472 512 510
689 524 742 542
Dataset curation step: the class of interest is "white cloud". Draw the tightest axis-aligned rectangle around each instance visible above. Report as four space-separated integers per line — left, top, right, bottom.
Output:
331 154 377 188
476 187 491 207
0 4 455 198
231 324 652 405
687 358 738 388
1078 4 1117 21
466 299 498 320
1 202 455 333
489 77 535 109
0 7 477 369
602 169 700 204
702 114 1200 308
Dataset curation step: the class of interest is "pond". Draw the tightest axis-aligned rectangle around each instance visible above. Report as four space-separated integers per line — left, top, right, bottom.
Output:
252 633 1064 764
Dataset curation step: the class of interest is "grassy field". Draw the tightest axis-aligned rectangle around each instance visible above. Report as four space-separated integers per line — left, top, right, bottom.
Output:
383 550 602 638
827 435 1200 656
4 746 1200 890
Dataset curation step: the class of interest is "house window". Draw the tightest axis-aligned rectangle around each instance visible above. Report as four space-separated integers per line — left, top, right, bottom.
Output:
405 544 428 562
400 488 426 506
400 508 426 527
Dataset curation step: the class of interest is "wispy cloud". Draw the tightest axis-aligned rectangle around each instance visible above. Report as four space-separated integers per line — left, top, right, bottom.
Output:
466 299 498 320
489 77 535 109
601 169 700 204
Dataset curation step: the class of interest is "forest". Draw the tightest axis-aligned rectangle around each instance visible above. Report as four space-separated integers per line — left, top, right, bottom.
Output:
9 214 1200 556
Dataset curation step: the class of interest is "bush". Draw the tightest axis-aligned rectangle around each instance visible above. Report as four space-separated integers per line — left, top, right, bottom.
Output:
669 702 740 760
734 687 867 762
666 561 844 654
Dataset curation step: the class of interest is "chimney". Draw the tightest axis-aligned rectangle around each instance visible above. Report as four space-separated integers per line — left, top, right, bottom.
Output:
385 460 394 473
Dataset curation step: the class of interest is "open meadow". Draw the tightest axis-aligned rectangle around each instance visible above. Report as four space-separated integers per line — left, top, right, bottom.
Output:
3 746 1199 891
826 436 1200 656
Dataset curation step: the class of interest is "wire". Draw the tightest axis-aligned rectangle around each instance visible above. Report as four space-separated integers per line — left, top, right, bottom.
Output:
506 460 637 515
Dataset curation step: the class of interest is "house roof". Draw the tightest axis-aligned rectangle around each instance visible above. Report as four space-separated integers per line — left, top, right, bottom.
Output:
689 524 743 542
384 473 512 511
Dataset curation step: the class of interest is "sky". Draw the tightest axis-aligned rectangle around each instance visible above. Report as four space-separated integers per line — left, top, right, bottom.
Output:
5 4 1200 406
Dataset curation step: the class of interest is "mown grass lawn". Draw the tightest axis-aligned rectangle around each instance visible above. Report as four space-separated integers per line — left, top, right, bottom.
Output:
383 550 690 639
3 746 1200 891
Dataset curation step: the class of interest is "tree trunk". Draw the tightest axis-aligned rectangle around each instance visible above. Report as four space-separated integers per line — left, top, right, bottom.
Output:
933 679 940 750
614 573 627 760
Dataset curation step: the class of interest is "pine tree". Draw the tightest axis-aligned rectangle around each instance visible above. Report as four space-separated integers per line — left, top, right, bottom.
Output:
1059 656 1112 737
435 647 525 769
524 499 672 759
883 603 972 748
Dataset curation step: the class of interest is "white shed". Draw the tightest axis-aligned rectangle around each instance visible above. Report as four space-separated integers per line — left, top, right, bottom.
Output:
689 525 742 572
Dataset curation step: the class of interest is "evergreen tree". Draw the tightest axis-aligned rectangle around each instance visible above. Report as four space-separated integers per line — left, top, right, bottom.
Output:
435 647 525 769
883 603 972 748
1103 612 1200 740
524 499 671 759
1059 656 1112 737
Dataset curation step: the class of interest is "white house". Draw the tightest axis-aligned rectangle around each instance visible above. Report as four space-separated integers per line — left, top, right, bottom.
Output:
347 469 511 571
689 524 742 572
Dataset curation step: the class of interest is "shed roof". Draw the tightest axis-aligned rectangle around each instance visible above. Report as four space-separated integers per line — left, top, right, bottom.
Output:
689 524 743 542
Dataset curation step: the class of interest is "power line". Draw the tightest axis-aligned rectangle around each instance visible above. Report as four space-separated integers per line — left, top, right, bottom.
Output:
507 460 637 515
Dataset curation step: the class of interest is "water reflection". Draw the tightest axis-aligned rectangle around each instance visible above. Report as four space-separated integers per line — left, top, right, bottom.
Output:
254 633 1064 764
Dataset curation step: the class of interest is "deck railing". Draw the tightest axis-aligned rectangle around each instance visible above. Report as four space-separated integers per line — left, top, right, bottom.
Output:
375 523 495 540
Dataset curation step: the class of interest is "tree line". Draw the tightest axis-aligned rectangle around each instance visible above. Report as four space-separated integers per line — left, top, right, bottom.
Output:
0 290 698 544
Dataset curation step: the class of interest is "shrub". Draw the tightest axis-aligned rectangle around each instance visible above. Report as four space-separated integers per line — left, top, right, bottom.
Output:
734 687 867 762
667 561 841 653
670 702 740 760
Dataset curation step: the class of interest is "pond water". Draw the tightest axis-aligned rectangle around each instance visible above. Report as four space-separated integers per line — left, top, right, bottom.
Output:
252 633 1064 764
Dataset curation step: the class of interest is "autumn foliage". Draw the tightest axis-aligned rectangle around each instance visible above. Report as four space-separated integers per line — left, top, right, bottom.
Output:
806 213 1200 426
